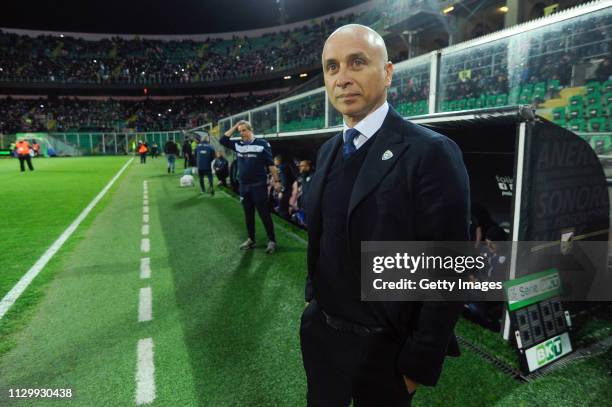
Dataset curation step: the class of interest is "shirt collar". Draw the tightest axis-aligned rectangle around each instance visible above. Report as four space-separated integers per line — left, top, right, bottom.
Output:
343 101 389 142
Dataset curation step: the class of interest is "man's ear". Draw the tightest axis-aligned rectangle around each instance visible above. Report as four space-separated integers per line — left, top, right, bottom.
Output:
385 61 394 87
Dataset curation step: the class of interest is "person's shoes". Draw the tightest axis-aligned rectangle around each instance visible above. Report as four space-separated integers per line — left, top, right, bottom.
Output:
239 238 256 250
210 189 215 196
168 168 170 173
265 241 277 254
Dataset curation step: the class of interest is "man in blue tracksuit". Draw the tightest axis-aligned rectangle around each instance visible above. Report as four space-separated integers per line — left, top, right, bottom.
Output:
195 136 216 195
220 120 279 254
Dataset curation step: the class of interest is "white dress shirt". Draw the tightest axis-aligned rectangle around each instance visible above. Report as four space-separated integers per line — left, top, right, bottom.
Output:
342 101 389 150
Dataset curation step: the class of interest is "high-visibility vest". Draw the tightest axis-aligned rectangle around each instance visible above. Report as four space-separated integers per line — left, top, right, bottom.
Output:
139 144 148 154
16 141 31 155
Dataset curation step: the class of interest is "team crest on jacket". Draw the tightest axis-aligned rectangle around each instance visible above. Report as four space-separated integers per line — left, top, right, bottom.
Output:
382 150 393 160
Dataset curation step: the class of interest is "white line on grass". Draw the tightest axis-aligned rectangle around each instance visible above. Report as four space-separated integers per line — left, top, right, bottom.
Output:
143 206 149 214
138 287 152 322
0 158 134 321
143 199 149 206
141 239 150 253
135 338 156 405
276 224 307 245
143 214 149 224
142 224 149 236
140 258 151 279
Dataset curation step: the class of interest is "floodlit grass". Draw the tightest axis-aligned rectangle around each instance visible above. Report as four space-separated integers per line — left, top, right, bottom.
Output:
0 156 610 406
0 156 131 299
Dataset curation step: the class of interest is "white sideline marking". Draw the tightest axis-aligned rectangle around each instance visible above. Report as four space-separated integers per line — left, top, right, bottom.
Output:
135 338 156 405
141 239 150 253
140 258 151 279
277 224 308 245
142 224 149 236
143 199 149 206
143 206 149 214
138 287 152 322
143 214 149 224
0 158 134 321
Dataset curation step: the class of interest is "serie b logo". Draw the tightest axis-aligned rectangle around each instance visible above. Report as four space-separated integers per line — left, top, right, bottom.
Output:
536 337 563 366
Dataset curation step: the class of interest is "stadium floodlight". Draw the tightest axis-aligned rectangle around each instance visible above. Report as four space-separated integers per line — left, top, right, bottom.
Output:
60 34 64 38
168 109 172 112
93 59 97 63
270 66 274 71
284 75 291 80
443 5 454 14
210 100 213 104
499 6 509 12
300 73 308 78
158 113 162 117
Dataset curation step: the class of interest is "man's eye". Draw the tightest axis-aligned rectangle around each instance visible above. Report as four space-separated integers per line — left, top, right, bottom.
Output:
354 59 365 66
327 64 337 71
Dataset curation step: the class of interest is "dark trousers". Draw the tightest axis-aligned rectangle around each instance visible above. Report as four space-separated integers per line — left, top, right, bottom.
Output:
240 183 276 242
216 170 228 186
18 155 34 172
140 153 147 164
198 170 214 192
300 301 414 407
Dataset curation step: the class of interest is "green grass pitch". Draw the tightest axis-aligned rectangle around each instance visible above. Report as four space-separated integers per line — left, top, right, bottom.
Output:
0 156 610 406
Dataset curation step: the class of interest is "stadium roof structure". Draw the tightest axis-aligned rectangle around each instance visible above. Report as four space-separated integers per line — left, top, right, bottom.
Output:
0 0 368 35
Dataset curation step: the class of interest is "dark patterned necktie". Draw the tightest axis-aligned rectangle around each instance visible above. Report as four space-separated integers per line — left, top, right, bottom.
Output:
343 128 360 159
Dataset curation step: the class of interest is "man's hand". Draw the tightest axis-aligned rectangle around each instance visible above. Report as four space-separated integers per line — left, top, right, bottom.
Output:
224 122 240 137
403 376 418 395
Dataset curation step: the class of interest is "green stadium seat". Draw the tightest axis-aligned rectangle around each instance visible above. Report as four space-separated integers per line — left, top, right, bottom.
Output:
415 101 428 115
586 81 601 95
534 81 547 96
568 118 586 132
568 105 583 119
604 92 612 106
553 118 567 128
586 103 603 119
569 94 584 107
552 107 566 120
441 101 450 112
466 98 476 110
475 95 486 108
586 92 601 106
457 99 467 111
449 100 458 111
547 79 561 93
519 87 532 104
486 95 497 107
588 118 606 132
509 88 520 103
604 80 612 93
496 93 508 107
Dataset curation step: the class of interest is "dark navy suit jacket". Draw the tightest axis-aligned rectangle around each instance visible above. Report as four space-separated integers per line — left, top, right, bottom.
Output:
304 107 471 386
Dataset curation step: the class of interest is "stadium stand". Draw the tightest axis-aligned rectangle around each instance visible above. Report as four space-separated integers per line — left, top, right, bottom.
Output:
0 92 279 133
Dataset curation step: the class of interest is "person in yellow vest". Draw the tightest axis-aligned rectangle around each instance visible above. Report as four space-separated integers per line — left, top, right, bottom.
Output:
138 141 149 164
15 138 34 172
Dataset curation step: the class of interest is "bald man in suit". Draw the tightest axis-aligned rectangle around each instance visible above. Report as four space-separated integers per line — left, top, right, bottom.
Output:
300 24 470 406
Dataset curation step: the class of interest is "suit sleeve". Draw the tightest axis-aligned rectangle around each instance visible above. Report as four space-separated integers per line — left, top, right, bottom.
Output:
397 136 470 386
219 135 237 152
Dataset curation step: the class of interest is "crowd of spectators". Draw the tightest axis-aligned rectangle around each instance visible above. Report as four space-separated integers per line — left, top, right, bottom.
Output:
440 11 612 104
0 92 280 134
0 13 359 85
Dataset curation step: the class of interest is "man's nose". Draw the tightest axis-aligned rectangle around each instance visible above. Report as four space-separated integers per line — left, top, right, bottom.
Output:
336 68 353 89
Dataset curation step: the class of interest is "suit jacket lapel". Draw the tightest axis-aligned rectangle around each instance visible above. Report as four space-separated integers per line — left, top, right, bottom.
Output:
308 133 342 236
348 109 412 221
